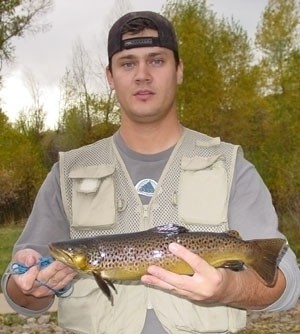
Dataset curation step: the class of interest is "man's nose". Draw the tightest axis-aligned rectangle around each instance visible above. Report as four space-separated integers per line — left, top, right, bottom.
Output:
135 62 152 83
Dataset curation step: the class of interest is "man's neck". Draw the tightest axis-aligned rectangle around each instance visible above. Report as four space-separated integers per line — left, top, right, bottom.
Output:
119 119 183 154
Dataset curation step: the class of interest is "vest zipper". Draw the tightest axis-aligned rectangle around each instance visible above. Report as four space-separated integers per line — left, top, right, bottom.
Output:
142 204 149 231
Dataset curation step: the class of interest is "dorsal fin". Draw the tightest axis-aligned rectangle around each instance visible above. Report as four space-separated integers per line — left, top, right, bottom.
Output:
151 224 189 235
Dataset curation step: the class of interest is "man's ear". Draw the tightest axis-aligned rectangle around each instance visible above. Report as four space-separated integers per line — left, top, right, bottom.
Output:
177 60 184 85
106 66 115 90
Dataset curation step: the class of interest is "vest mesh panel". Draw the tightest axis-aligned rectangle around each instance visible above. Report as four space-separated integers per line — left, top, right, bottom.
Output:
60 128 239 239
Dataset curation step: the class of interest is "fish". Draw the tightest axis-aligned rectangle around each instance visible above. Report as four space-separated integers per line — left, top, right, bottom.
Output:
48 224 287 305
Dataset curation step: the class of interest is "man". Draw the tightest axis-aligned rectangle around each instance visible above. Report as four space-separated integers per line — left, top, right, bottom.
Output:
2 11 299 334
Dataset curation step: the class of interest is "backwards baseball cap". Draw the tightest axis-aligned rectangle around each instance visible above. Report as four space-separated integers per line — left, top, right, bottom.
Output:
107 11 179 60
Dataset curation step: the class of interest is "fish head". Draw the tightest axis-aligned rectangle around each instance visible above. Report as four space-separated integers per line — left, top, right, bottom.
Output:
49 242 92 272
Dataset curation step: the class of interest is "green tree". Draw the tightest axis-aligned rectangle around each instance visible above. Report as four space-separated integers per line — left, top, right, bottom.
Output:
256 0 300 94
163 0 265 151
255 0 300 211
164 0 220 132
0 109 46 222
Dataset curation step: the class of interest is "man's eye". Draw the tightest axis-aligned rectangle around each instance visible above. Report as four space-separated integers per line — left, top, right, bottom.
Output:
151 58 164 66
122 62 135 70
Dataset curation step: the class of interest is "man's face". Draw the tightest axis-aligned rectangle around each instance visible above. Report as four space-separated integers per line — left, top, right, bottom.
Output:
106 29 183 125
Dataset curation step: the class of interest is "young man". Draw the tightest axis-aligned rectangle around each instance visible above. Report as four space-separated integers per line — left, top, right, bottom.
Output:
2 11 300 334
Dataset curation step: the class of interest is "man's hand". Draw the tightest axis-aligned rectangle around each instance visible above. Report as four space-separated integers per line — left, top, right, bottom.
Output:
141 242 286 309
141 242 227 303
7 248 77 311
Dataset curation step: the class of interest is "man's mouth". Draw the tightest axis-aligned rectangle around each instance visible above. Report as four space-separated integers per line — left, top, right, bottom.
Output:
134 90 154 99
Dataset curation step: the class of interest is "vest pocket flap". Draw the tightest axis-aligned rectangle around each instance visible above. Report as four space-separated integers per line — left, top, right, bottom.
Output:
69 165 115 194
69 164 115 179
181 155 224 171
69 164 116 228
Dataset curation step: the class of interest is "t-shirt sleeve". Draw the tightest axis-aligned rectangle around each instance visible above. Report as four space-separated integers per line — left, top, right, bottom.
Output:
13 162 71 256
228 154 300 311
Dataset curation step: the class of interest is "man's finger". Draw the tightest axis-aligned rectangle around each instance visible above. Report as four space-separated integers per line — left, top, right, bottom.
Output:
169 242 207 273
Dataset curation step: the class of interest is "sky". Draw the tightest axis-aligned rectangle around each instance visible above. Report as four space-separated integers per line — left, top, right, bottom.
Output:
0 0 268 129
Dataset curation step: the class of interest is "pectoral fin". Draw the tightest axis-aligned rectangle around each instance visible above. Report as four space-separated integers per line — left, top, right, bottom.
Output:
92 271 116 306
219 260 245 271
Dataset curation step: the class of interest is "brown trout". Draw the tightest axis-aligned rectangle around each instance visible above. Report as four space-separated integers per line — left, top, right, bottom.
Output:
49 224 287 305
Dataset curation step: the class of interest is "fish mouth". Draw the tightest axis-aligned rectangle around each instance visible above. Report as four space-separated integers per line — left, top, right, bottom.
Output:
49 244 76 267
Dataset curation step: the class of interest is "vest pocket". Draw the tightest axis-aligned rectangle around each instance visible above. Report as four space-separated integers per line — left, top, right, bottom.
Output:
178 155 228 225
69 164 115 229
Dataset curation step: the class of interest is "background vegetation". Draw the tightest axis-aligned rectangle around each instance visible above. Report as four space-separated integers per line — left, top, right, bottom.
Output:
0 0 299 266
0 224 24 286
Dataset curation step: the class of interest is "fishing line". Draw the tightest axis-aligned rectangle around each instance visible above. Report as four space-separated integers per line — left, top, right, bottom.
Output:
9 256 73 297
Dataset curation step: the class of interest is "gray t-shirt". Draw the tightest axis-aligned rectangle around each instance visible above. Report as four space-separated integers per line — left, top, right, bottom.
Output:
114 131 174 205
2 131 300 332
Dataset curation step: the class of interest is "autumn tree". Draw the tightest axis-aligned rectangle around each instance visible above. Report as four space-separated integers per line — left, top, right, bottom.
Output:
162 0 300 213
163 0 265 151
0 109 46 222
256 0 300 94
0 111 19 221
255 0 300 211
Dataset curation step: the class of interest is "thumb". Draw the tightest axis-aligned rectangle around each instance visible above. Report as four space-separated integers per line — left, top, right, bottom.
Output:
14 249 41 267
24 254 39 267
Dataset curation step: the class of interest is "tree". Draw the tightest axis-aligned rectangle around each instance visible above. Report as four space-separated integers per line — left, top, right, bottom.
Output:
0 109 46 222
164 0 220 133
255 0 300 94
163 0 265 151
161 0 297 214
255 0 300 211
58 39 119 150
0 0 53 70
14 69 46 138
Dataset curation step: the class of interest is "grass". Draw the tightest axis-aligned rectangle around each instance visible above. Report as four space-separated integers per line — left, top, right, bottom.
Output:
0 223 23 292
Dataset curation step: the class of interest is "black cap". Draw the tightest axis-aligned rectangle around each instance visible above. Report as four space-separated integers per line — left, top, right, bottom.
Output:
108 11 179 60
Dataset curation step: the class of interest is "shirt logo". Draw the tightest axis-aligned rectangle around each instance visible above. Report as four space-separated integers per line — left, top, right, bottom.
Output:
135 179 157 197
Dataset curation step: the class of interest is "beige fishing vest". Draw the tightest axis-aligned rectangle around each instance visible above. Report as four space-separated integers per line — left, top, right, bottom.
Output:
58 128 246 334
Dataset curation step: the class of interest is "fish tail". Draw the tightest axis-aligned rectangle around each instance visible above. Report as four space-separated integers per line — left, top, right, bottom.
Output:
247 238 288 286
